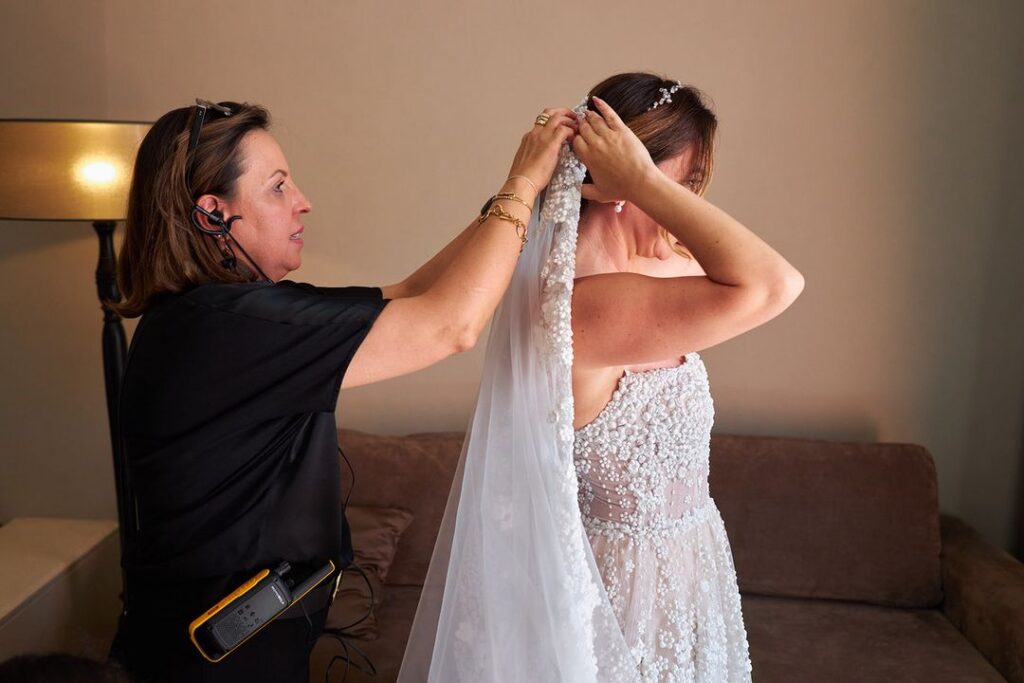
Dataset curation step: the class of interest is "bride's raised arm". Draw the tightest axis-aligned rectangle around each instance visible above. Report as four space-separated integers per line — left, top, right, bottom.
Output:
571 96 804 368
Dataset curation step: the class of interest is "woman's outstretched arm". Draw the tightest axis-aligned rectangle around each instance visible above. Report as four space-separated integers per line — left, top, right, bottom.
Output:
343 108 578 388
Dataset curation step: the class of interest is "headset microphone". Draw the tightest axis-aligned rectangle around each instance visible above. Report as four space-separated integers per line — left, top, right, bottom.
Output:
189 204 272 284
208 210 242 270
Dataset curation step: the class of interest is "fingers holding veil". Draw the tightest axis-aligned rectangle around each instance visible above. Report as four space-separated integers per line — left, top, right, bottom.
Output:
535 108 578 137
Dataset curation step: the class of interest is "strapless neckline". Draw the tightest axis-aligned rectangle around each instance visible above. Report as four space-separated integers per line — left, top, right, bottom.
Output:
575 351 699 435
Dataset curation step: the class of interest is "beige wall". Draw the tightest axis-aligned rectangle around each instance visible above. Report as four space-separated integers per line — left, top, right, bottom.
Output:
2 1 1022 552
0 0 116 521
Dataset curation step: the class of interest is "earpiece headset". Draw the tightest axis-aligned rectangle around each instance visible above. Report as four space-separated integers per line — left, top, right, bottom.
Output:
189 204 271 282
190 205 240 236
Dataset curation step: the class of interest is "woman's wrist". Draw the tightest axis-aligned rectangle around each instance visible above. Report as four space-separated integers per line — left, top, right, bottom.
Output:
501 176 538 205
477 200 530 252
621 163 663 205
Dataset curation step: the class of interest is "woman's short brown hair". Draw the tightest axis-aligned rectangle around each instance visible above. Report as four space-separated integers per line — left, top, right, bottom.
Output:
115 101 270 318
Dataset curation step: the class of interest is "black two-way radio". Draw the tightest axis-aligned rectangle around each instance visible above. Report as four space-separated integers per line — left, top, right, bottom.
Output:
188 559 336 662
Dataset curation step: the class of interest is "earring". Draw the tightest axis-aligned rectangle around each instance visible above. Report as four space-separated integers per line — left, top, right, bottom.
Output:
614 201 625 213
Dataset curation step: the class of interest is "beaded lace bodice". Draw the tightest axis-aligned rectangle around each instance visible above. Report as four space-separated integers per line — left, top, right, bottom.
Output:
573 353 753 682
574 353 713 537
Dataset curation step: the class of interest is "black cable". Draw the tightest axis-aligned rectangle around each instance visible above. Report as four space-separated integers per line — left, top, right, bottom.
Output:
325 635 376 682
339 445 355 510
328 637 352 683
319 565 377 681
223 231 272 283
316 446 378 682
188 205 273 284
299 591 313 644
324 563 375 632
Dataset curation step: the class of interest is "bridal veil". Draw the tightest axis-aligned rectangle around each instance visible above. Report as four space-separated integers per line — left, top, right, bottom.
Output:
397 101 639 682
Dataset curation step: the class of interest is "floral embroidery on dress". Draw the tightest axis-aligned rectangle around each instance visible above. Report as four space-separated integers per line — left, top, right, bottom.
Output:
574 357 754 682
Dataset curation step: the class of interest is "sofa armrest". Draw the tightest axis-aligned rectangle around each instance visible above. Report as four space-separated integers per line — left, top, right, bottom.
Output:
940 513 1024 682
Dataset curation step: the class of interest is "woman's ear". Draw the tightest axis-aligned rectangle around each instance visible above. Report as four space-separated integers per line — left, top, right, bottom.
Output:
195 194 219 214
194 194 227 234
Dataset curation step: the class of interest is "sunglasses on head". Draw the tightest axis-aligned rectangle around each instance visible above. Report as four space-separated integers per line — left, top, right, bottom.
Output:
185 98 233 193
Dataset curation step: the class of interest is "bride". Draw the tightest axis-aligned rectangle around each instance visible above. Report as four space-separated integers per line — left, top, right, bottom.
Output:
399 72 804 682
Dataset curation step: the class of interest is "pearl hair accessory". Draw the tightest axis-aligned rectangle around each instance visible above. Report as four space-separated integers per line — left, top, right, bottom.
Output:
648 80 682 111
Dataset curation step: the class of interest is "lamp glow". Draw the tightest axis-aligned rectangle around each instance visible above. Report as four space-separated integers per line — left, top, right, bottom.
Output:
0 120 148 221
78 160 118 186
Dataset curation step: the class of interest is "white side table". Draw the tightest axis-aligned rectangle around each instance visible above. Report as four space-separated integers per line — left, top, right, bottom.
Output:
0 518 121 662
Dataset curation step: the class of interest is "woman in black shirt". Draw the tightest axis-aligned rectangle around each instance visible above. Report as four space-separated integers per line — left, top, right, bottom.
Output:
108 99 581 682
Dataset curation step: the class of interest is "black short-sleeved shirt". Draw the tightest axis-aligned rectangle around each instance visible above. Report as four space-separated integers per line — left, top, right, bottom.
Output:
118 280 388 619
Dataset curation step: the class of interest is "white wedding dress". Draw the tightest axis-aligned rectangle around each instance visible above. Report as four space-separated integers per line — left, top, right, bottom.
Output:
399 99 753 682
574 354 753 681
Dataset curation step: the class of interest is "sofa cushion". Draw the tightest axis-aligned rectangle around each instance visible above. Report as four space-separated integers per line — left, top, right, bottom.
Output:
709 434 943 608
337 430 463 586
325 506 413 639
742 594 1004 682
344 506 414 584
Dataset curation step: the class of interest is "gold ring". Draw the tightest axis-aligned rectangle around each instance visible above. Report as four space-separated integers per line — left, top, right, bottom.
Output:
534 113 551 127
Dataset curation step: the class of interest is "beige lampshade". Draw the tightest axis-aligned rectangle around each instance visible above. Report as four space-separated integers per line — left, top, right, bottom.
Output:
0 120 150 222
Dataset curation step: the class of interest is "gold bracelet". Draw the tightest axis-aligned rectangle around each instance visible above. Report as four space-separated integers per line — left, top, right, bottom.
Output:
476 202 529 252
493 191 533 211
506 174 539 196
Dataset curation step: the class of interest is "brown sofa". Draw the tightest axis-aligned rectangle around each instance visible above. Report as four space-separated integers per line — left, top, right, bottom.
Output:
310 430 1024 682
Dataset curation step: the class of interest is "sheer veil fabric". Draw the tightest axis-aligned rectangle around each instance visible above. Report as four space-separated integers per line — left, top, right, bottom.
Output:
397 102 640 682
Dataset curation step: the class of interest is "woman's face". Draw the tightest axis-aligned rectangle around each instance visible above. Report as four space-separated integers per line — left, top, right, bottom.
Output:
661 146 705 194
219 129 311 281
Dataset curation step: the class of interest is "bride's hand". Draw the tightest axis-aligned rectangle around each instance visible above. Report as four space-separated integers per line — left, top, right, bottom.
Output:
573 96 657 204
506 108 578 194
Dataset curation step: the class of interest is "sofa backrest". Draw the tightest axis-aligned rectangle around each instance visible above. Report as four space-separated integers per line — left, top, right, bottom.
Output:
338 428 944 608
338 429 464 586
709 434 943 608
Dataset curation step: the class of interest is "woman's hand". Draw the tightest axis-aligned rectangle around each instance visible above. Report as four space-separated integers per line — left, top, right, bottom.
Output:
506 107 578 195
572 96 657 204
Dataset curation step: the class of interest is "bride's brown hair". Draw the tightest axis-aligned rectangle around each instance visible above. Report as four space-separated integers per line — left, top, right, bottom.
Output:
114 101 270 318
583 72 718 258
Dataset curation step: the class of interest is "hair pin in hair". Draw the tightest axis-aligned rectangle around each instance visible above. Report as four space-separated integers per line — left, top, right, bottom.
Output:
647 81 682 111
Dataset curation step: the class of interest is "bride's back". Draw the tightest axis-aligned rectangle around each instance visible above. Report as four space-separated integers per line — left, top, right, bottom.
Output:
571 192 709 429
